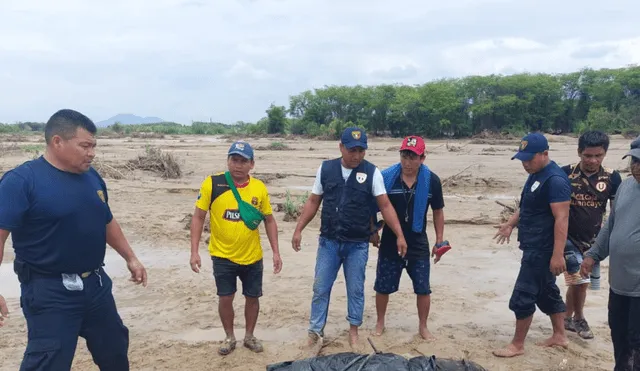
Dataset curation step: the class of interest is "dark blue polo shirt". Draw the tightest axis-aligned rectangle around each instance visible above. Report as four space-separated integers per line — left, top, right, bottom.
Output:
0 156 113 274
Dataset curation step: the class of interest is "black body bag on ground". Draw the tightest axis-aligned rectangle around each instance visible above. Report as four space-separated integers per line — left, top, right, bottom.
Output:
266 352 488 371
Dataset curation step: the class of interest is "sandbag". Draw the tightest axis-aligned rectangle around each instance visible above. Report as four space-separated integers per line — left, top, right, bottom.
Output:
266 352 488 371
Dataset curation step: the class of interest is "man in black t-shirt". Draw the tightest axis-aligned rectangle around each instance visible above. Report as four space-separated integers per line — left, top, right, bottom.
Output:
561 130 621 340
371 135 446 340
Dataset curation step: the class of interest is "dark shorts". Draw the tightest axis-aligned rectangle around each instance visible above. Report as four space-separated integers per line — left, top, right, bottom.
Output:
509 250 566 320
374 253 431 295
212 256 263 298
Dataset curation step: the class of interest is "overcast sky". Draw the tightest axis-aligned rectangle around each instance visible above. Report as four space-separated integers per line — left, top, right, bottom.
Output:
1 0 639 124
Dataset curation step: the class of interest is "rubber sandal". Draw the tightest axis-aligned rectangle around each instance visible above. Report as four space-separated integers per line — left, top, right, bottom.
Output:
244 336 264 353
218 337 236 356
434 240 451 259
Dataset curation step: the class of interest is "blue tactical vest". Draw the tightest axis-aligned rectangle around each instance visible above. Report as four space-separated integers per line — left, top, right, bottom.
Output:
517 161 569 252
319 158 377 242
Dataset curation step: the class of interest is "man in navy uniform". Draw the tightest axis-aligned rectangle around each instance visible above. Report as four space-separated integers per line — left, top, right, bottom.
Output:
292 127 407 354
493 132 571 358
0 109 147 370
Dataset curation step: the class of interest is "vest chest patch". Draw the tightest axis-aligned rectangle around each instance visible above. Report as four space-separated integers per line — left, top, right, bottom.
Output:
531 181 540 192
356 172 367 183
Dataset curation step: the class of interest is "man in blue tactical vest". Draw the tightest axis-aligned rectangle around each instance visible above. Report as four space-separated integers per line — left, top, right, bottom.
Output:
0 109 147 371
292 127 407 354
492 132 571 358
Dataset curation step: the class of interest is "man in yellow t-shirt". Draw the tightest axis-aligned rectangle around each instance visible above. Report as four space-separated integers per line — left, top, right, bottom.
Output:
189 140 282 356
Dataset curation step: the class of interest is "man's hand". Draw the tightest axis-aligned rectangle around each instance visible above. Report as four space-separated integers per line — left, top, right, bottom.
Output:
370 232 380 247
292 231 302 252
273 253 283 274
190 252 202 273
127 258 148 287
493 223 513 244
580 256 595 278
397 236 408 258
0 295 8 328
550 253 566 276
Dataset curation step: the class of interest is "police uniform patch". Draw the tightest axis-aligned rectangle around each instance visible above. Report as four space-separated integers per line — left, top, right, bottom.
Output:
352 131 361 140
531 181 540 192
251 196 258 206
97 190 105 203
596 181 607 192
356 172 367 183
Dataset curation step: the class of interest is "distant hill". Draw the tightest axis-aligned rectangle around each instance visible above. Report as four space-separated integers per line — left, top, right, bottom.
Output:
96 114 165 127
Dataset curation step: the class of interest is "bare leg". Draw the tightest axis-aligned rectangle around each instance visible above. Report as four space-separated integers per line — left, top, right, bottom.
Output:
244 297 259 338
492 315 533 357
374 293 388 336
219 294 235 339
349 325 359 347
218 294 237 355
417 294 435 340
537 313 569 348
565 287 574 319
572 284 588 320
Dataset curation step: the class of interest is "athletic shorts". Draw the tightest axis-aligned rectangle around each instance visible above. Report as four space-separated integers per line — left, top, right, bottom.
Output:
374 253 431 295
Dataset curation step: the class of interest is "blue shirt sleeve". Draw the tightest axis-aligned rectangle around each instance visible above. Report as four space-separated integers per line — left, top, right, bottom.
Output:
0 171 31 230
545 175 571 204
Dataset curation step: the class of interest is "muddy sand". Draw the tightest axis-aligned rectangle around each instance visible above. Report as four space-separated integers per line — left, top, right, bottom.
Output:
0 134 631 370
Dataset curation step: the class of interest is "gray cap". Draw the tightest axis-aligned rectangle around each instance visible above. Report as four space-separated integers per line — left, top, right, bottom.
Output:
622 135 640 160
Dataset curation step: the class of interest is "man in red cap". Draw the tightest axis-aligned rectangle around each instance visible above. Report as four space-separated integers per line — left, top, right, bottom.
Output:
370 135 448 340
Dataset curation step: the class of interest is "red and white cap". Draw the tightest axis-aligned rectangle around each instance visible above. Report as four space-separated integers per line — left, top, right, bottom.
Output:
399 135 426 156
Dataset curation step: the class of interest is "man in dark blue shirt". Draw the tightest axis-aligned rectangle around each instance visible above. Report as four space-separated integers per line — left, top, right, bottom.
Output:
371 136 446 341
0 109 148 371
493 132 571 358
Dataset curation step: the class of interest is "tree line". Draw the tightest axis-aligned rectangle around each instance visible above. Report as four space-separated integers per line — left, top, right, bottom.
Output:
2 65 639 139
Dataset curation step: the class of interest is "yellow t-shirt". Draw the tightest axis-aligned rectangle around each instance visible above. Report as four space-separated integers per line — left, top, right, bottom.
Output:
195 172 273 265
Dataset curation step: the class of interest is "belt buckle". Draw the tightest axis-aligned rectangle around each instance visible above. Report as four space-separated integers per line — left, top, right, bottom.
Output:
80 271 91 279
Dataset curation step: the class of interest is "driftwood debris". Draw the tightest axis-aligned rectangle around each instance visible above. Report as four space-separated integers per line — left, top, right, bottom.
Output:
495 199 520 223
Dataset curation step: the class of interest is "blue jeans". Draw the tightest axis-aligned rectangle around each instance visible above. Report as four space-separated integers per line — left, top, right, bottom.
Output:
308 236 369 336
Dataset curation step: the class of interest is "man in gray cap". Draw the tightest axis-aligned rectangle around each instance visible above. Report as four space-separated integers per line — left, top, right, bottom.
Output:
581 135 640 371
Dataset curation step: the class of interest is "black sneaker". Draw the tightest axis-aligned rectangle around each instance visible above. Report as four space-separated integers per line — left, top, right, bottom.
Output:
564 317 576 332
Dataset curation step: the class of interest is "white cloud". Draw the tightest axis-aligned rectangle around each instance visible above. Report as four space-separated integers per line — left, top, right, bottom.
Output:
0 0 639 124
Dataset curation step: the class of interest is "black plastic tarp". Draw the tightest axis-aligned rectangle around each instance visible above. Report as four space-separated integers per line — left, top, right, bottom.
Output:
266 352 488 371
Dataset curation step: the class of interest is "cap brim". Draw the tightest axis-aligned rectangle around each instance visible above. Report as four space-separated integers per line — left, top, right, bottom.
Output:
344 141 367 150
511 152 535 161
228 151 252 159
400 147 422 155
622 148 640 160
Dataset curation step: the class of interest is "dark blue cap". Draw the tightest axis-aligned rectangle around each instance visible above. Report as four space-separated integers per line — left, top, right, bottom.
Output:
341 127 368 149
511 132 549 161
228 140 254 160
